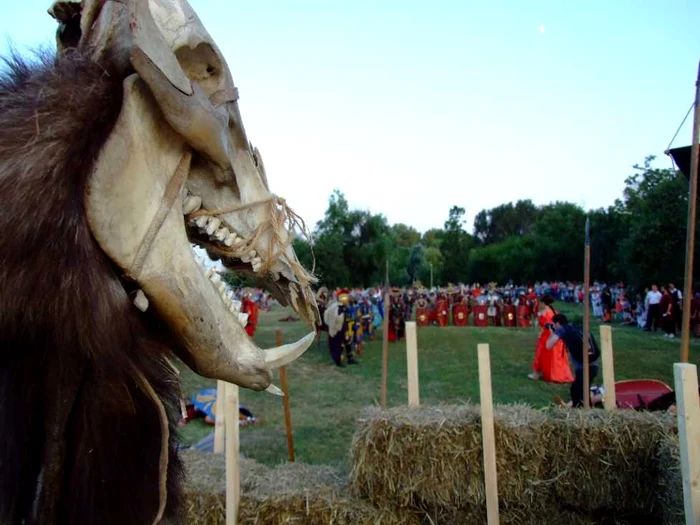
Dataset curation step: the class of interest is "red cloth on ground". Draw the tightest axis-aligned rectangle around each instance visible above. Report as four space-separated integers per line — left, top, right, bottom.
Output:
532 306 573 383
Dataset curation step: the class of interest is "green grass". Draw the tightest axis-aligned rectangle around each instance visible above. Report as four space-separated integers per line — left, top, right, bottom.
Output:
177 302 700 471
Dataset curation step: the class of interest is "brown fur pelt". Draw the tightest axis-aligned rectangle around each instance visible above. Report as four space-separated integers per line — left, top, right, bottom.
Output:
0 49 184 524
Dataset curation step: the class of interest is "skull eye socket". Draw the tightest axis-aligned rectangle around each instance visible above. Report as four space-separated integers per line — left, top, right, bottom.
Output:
175 43 224 96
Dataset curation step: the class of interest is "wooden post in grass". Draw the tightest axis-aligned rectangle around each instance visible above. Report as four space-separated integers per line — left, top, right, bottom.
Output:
276 330 295 462
477 343 500 525
406 321 420 408
674 363 700 524
582 217 591 409
381 260 390 408
599 326 616 410
225 381 240 525
214 380 226 453
680 62 700 363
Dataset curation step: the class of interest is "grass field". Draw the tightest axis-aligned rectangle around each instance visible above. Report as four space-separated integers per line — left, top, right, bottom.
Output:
177 302 700 471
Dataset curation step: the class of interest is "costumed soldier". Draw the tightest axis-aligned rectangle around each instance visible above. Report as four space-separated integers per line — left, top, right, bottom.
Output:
416 294 430 327
315 286 330 348
350 294 365 355
241 290 259 337
323 289 358 367
388 287 406 342
358 295 374 340
486 284 502 327
503 294 517 327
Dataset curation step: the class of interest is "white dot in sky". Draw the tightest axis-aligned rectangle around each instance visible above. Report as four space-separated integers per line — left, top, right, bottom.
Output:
538 24 545 34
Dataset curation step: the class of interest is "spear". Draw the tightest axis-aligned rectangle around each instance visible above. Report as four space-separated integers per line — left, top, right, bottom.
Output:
381 260 390 408
583 217 591 409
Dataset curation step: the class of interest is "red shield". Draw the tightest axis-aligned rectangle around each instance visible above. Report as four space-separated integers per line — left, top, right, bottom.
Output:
503 305 516 327
452 303 468 326
416 307 430 327
517 304 531 327
473 305 488 327
436 300 449 327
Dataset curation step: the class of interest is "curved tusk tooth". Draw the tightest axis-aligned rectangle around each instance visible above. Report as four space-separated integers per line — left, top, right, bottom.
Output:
264 332 315 369
183 196 202 215
205 218 221 235
264 384 284 396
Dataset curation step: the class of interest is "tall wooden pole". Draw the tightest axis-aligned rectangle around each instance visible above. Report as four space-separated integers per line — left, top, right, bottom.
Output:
583 217 591 409
674 363 700 524
381 260 390 408
680 62 700 363
224 382 240 525
276 330 295 462
478 344 500 524
214 380 226 453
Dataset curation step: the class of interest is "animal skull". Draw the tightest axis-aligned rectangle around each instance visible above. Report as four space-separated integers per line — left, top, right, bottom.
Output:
49 0 319 391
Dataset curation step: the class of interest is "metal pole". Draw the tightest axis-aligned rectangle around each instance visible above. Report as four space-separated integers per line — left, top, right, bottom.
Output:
681 62 700 363
381 260 390 408
583 218 591 409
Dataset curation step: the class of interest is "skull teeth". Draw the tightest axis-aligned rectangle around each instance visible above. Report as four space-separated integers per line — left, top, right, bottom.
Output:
224 233 237 246
213 227 229 242
205 218 221 235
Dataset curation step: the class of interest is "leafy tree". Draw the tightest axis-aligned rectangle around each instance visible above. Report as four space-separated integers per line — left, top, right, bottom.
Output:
440 206 473 284
422 228 444 249
407 244 426 284
617 156 689 290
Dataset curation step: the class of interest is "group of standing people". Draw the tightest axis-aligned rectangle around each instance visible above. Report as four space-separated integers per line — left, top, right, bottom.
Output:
642 283 695 338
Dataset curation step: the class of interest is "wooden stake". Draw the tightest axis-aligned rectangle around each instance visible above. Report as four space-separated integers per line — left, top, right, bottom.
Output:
478 343 500 525
680 61 700 363
276 330 295 462
225 382 240 525
599 325 616 410
582 218 591 409
214 380 226 454
381 260 390 408
674 363 700 524
406 321 420 408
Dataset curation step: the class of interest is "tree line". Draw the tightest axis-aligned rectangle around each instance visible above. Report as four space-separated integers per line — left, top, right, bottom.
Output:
292 156 697 293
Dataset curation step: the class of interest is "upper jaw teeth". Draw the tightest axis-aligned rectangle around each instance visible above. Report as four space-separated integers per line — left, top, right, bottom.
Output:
186 197 280 279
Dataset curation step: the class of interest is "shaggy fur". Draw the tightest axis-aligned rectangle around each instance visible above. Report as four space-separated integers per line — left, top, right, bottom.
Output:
0 50 184 524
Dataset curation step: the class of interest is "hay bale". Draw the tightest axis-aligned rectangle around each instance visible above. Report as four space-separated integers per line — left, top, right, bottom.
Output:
543 409 676 513
656 432 683 525
181 449 419 525
350 404 676 518
350 404 551 512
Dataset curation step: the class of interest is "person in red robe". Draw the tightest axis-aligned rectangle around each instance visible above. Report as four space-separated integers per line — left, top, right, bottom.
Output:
528 295 573 383
242 292 259 338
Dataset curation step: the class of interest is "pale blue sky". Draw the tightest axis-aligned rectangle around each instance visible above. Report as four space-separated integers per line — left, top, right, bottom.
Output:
2 1 698 234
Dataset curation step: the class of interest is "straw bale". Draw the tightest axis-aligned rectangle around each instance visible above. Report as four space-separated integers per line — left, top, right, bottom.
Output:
543 408 676 513
181 449 419 525
656 432 683 525
350 404 551 511
350 404 676 517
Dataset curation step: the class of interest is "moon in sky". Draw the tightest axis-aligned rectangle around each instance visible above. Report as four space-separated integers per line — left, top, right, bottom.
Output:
538 24 545 34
